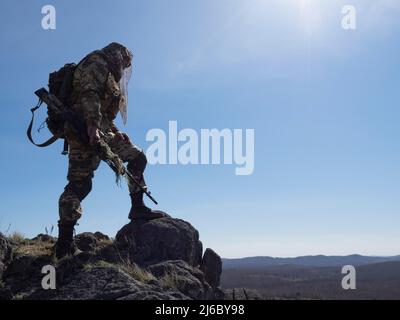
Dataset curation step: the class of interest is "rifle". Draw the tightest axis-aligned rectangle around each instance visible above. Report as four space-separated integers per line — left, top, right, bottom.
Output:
33 87 158 205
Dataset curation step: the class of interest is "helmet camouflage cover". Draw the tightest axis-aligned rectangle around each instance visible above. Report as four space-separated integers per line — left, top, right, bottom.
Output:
101 42 133 124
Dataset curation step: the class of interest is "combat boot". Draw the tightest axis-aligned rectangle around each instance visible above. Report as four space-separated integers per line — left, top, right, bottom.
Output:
128 192 167 220
54 221 81 259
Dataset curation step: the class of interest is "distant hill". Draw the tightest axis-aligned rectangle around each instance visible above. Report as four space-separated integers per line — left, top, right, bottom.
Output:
222 254 400 269
221 261 400 300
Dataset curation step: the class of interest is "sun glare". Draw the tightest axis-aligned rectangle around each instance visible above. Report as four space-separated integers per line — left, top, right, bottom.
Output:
255 0 323 32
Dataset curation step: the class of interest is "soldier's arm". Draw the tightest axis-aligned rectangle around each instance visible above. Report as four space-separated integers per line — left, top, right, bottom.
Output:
79 59 109 128
110 123 130 142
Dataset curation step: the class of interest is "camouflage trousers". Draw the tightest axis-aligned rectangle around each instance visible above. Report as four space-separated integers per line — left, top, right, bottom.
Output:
58 132 146 225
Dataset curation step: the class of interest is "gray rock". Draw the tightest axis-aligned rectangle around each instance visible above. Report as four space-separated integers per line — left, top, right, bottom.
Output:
3 254 52 295
26 264 187 300
96 243 121 264
75 232 99 252
200 248 222 288
0 287 13 300
148 260 214 300
116 217 203 267
93 232 110 241
0 233 12 279
31 234 56 243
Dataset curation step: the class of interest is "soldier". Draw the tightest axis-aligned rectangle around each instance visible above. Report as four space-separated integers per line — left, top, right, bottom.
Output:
55 42 165 258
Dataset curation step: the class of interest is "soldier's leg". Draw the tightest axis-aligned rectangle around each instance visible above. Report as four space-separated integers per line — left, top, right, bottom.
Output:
58 178 92 226
56 142 100 258
106 132 165 220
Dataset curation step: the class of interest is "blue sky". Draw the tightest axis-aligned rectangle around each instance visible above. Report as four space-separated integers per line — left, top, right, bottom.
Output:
0 0 399 258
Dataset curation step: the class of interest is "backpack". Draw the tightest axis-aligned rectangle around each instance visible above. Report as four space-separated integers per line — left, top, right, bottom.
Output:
47 63 77 134
27 63 77 154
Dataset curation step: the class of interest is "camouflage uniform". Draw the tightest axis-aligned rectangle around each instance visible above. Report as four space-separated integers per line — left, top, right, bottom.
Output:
58 43 148 227
59 132 144 224
55 43 165 258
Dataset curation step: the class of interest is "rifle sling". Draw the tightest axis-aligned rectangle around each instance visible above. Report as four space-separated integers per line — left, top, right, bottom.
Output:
27 99 63 147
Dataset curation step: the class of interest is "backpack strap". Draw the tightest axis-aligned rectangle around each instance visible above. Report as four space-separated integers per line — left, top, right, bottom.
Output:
26 99 63 147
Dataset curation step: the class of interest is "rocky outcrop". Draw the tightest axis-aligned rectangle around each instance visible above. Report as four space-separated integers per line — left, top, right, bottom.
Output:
3 253 53 296
75 232 99 252
0 216 224 300
0 233 12 280
75 232 112 252
31 234 56 243
149 260 213 299
201 248 222 289
116 217 203 267
26 263 187 300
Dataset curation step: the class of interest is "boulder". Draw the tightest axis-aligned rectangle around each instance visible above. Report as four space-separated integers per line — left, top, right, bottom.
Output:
31 234 56 243
96 243 121 264
148 260 214 300
93 232 110 241
75 232 99 252
116 217 203 267
200 248 222 288
3 254 52 295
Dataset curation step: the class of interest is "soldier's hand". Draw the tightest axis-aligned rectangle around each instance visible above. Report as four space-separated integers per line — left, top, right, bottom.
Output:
115 132 130 143
87 126 100 145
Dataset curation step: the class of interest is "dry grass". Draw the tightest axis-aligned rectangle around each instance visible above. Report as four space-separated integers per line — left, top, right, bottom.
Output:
83 258 155 283
94 241 156 283
83 260 111 271
117 258 156 283
8 231 54 257
13 293 24 300
97 238 114 247
8 231 26 244
160 270 185 290
14 240 54 257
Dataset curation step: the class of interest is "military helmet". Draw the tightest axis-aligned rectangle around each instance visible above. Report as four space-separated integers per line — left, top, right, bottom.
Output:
101 42 133 124
101 42 133 79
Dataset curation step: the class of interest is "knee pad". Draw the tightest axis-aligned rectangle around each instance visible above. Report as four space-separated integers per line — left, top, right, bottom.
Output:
128 151 147 174
58 193 83 224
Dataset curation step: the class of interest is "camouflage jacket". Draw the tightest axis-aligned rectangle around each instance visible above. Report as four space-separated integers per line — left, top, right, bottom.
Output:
69 52 121 133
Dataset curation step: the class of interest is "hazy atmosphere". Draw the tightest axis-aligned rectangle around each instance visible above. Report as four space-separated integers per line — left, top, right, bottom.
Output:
1 0 399 258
